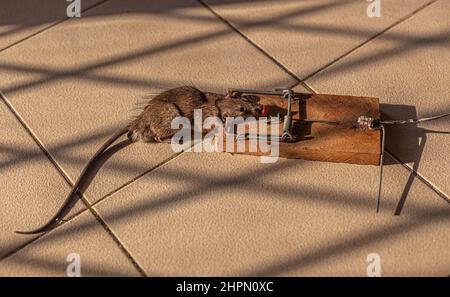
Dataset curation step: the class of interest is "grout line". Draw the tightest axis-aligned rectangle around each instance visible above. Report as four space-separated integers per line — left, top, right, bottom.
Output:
300 78 450 206
300 81 319 94
0 151 185 270
292 80 316 94
0 92 80 257
0 149 186 272
0 203 92 262
0 0 153 274
0 0 110 54
44 0 446 225
197 0 437 93
90 151 185 208
17 148 189 238
300 0 439 83
385 150 450 204
0 91 147 275
196 0 314 93
0 91 75 187
2 0 443 273
280 0 447 204
0 19 67 54
0 233 46 262
80 202 148 276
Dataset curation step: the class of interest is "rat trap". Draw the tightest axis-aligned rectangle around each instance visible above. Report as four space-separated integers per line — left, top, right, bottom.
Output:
226 88 382 166
224 87 448 212
225 88 384 212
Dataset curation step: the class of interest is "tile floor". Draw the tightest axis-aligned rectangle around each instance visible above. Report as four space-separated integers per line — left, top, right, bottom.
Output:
0 0 448 276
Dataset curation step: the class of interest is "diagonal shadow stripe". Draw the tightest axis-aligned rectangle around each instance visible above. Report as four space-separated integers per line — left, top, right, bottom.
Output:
0 0 357 95
4 156 450 275
240 207 450 276
1 0 448 276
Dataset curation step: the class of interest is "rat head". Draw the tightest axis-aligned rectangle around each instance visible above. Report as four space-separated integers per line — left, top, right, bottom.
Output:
217 95 262 121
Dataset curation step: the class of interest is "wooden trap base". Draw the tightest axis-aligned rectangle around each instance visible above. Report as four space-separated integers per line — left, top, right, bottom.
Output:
227 91 381 166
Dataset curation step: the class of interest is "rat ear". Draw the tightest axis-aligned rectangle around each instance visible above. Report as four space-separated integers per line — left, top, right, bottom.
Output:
241 95 260 103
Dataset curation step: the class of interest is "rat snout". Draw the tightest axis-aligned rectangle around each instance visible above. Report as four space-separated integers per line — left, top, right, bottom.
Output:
251 104 262 119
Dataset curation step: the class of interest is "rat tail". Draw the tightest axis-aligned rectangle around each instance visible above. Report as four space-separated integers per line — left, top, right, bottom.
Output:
16 126 131 235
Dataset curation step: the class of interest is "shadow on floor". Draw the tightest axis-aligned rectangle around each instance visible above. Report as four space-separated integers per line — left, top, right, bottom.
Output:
381 103 450 215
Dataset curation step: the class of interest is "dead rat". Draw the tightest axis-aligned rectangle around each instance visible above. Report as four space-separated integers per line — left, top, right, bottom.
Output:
16 86 261 235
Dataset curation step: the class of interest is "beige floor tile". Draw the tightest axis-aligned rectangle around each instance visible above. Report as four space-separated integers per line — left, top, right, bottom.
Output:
0 0 297 214
0 209 141 276
0 99 84 258
93 152 450 276
0 0 102 50
305 0 450 197
204 0 432 79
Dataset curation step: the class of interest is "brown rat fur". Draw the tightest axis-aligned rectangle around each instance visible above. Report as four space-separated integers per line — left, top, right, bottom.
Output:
17 86 261 235
128 86 261 142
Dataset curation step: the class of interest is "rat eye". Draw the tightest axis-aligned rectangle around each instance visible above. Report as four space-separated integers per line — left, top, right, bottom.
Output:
240 107 245 112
